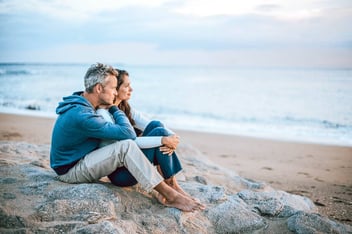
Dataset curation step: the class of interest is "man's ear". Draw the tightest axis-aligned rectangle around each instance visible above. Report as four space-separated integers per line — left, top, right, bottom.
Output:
95 83 103 94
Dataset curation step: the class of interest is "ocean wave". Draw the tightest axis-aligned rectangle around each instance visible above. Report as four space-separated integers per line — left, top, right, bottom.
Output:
151 106 351 130
279 116 351 129
0 100 47 112
0 68 36 76
0 63 84 76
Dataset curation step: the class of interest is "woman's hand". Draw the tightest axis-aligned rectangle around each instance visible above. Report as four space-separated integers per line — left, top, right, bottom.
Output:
160 135 179 156
161 135 179 149
159 146 174 156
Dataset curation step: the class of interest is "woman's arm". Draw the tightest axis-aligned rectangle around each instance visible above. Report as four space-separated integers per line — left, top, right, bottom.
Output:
131 108 150 131
132 108 175 135
96 108 114 123
135 136 163 149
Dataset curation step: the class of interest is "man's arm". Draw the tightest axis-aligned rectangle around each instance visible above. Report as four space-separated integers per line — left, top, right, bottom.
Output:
80 106 137 140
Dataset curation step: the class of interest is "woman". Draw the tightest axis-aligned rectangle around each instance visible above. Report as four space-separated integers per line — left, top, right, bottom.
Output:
97 70 188 198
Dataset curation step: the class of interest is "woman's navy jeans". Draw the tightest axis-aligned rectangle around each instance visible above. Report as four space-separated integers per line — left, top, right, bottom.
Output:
108 121 182 187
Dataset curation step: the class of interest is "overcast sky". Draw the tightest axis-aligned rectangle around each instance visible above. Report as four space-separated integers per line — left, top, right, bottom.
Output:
0 0 351 68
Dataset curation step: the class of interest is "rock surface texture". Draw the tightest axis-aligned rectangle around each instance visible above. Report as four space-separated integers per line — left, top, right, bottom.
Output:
0 141 351 233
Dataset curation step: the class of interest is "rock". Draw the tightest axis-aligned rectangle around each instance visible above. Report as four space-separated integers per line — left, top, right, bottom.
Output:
0 141 351 233
181 182 227 203
34 183 119 222
194 175 207 185
0 207 26 229
238 190 317 217
75 221 124 234
26 104 41 111
207 195 267 233
287 211 352 234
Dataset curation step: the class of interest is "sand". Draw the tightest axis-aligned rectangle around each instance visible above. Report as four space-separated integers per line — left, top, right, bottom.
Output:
0 112 351 224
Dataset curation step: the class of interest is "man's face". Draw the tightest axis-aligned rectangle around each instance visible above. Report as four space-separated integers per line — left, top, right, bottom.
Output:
99 75 118 106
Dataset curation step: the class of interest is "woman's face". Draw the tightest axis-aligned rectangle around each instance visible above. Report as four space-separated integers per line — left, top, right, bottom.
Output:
116 75 133 102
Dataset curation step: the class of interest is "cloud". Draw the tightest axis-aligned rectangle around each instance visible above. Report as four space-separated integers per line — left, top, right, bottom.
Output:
0 0 351 67
2 0 347 20
171 0 324 19
0 0 169 21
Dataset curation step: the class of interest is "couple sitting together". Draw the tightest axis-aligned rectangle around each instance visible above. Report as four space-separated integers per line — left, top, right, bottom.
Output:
50 63 205 212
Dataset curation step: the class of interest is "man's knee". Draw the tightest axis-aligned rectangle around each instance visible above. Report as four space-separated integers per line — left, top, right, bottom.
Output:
113 139 139 152
113 139 136 146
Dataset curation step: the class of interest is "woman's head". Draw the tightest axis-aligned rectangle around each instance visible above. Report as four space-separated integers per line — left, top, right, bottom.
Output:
115 69 133 102
115 69 135 126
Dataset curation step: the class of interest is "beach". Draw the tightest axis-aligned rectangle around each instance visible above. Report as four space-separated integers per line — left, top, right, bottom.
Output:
0 112 351 224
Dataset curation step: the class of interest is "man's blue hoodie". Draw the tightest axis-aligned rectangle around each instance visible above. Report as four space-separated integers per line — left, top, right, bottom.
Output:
50 91 137 175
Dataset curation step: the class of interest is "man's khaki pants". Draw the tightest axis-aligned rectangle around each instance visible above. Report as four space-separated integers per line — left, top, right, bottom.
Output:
57 140 163 192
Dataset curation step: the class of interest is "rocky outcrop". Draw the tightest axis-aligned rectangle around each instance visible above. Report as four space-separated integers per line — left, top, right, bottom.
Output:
0 141 351 233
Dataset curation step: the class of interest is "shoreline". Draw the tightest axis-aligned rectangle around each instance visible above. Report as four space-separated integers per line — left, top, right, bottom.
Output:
0 112 351 224
1 108 351 148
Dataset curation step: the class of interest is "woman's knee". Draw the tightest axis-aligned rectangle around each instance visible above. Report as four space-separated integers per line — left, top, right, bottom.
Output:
145 127 169 137
149 120 164 128
144 120 164 135
154 127 169 136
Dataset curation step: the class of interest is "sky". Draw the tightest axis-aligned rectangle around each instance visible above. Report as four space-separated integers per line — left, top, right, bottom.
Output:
0 0 351 68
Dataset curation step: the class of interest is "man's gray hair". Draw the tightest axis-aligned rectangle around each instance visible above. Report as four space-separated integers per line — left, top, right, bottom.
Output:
84 63 118 93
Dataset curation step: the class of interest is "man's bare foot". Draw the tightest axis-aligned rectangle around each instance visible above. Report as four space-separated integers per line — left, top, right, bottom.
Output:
152 191 167 204
154 182 206 212
164 192 205 212
153 190 204 212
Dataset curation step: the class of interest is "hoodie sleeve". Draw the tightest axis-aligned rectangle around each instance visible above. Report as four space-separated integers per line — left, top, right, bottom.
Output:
79 106 137 140
108 106 137 139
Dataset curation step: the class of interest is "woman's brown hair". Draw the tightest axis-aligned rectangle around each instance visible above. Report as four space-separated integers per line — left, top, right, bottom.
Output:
115 69 136 126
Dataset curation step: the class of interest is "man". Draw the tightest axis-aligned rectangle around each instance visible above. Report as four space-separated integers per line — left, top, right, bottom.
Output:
50 63 204 212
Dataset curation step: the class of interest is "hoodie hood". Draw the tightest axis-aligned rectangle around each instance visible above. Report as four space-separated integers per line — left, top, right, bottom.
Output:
56 91 92 115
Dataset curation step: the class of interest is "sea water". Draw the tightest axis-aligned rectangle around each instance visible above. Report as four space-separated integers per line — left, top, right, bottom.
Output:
0 63 351 146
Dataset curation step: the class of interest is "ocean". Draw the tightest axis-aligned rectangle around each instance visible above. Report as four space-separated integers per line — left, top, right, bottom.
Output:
0 63 351 146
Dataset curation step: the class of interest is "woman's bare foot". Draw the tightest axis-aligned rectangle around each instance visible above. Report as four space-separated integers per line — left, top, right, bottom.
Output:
157 167 197 198
165 177 199 201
